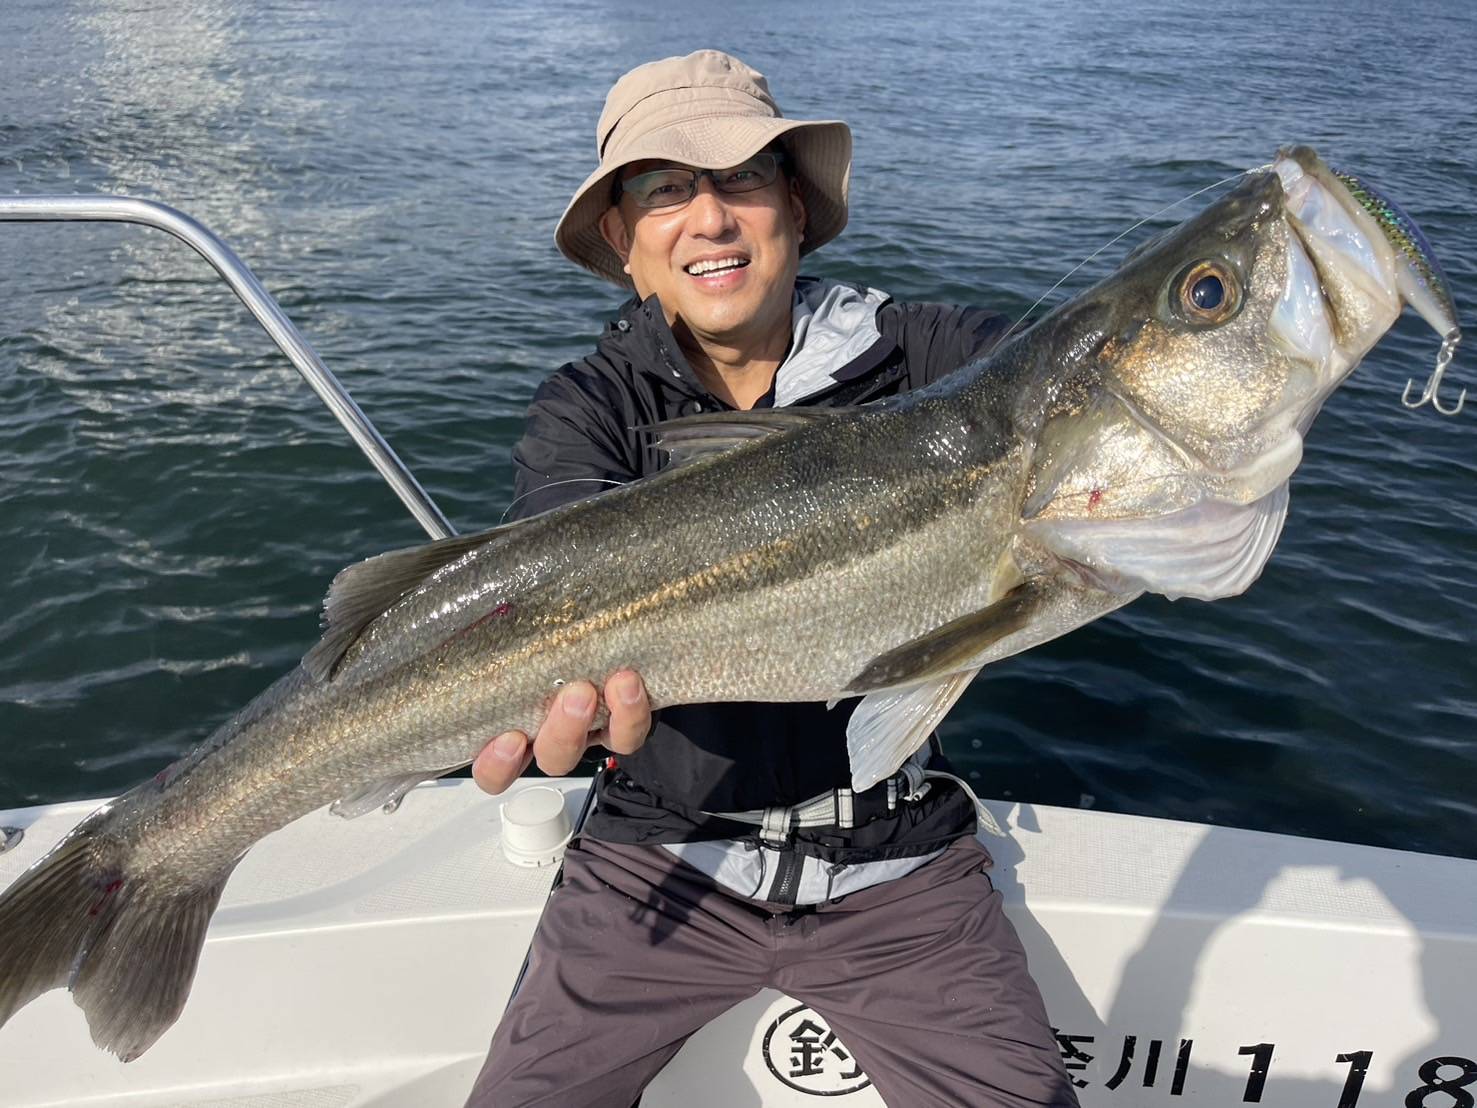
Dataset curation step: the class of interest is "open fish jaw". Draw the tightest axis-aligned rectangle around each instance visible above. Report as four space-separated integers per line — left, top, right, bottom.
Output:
1273 146 1467 420
1022 147 1431 603
1273 147 1402 389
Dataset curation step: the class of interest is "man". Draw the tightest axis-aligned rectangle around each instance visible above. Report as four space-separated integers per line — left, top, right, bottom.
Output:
465 50 1078 1108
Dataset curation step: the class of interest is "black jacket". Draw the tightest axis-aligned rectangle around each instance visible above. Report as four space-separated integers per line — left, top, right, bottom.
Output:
509 278 1010 863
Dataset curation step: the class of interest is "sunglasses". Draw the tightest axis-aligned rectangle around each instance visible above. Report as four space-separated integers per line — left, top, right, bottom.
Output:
618 151 787 210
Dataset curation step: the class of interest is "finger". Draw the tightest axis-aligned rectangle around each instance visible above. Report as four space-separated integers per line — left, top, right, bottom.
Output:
533 680 598 776
602 670 651 756
471 731 533 795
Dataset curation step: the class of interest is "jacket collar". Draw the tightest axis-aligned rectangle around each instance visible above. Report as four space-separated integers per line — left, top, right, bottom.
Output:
603 277 899 406
605 295 710 398
780 277 894 401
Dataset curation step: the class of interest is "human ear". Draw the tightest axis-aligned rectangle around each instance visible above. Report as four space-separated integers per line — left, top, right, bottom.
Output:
599 206 632 264
788 179 807 242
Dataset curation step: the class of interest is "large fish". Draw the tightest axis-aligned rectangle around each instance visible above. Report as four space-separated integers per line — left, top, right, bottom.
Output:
0 146 1463 1061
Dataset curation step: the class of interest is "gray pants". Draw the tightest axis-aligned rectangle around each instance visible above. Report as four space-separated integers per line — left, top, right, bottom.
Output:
466 835 1078 1108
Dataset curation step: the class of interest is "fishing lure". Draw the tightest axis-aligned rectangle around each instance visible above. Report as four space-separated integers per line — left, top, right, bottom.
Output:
1331 167 1464 415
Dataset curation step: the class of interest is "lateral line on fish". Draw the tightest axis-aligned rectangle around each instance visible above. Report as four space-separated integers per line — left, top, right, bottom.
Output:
1013 165 1274 334
86 452 994 874
476 461 1007 681
138 463 1004 867
128 534 819 866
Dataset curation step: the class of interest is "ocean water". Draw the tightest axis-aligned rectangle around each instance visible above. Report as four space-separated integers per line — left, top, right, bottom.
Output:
1 0 1473 859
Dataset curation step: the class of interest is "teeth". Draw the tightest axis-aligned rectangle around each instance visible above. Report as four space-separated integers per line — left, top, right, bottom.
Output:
686 258 747 276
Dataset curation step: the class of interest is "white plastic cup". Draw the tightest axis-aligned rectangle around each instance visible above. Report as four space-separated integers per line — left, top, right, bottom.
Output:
500 785 574 867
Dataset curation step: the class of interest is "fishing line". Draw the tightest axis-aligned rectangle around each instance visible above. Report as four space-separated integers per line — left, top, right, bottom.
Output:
1011 164 1275 334
499 477 625 523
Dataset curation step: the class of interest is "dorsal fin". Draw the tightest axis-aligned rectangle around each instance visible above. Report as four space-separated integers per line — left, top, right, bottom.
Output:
302 525 510 682
641 408 845 465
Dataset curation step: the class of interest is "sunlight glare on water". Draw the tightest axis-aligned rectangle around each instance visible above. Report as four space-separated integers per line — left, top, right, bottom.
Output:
0 0 1473 857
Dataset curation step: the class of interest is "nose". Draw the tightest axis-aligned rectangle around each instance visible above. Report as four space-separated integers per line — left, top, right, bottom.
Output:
684 176 739 239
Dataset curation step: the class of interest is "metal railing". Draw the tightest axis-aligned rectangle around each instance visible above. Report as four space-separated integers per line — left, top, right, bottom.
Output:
0 195 454 541
0 195 592 971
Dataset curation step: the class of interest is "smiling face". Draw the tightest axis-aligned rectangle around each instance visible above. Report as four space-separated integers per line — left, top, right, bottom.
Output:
598 158 807 355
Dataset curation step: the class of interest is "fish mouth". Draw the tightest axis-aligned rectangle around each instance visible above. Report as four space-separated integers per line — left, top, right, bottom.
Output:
1266 148 1403 391
1271 147 1464 418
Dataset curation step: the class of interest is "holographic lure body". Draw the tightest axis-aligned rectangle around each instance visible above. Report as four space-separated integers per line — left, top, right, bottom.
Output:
1330 166 1464 414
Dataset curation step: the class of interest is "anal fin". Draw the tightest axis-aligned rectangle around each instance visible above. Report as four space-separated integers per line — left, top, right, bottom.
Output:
330 765 465 818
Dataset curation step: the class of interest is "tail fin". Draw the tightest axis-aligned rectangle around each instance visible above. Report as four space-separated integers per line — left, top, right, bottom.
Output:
0 806 236 1061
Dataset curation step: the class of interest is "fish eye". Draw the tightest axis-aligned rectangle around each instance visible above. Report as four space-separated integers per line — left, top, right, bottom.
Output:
1191 274 1223 310
1175 260 1241 326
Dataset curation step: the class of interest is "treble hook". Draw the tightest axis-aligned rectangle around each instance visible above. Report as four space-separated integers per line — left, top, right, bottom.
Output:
1402 332 1467 416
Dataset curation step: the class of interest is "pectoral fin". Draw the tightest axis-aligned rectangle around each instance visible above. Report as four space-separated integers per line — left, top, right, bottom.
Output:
843 574 1138 790
845 582 1044 693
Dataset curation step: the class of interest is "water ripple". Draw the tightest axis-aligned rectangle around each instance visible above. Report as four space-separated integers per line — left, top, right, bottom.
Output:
0 0 1472 862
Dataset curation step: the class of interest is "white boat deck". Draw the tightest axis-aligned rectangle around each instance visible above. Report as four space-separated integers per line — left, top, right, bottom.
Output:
1 779 1473 1106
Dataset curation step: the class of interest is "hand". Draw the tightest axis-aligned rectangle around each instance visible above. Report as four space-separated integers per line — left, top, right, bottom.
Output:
471 670 651 795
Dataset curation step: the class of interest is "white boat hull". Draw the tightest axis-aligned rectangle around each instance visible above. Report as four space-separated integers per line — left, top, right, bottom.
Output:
1 779 1473 1106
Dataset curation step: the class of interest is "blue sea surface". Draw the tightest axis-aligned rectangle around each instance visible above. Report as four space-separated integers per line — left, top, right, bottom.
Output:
0 0 1473 857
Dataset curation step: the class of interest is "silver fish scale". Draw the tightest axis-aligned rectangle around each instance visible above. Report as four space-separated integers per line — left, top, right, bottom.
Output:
124 383 1031 880
2 148 1450 1069
79 158 1431 901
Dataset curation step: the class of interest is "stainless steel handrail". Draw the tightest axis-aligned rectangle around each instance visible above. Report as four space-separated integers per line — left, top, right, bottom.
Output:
0 195 454 541
3 194 596 978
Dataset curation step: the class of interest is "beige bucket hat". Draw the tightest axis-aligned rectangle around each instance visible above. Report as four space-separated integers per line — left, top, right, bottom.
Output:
555 50 853 287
